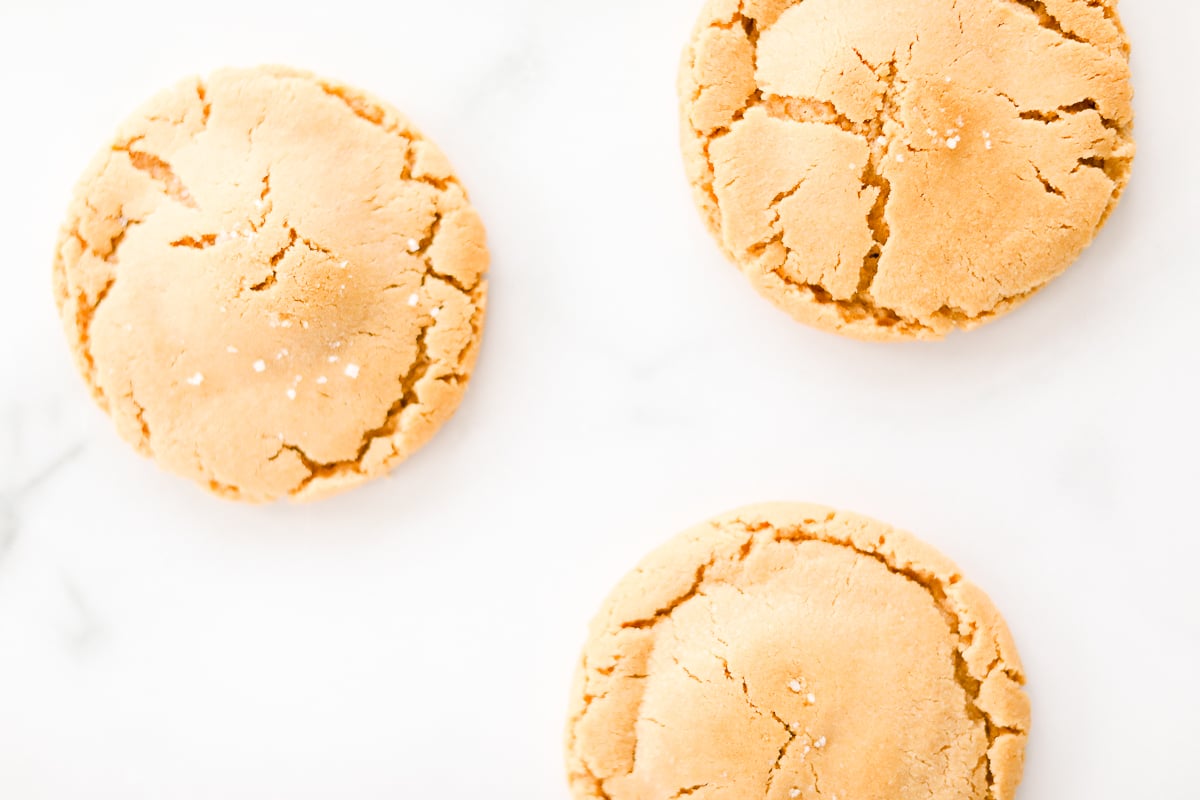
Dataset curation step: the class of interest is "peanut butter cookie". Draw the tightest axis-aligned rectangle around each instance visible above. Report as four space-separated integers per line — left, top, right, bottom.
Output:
681 0 1134 340
566 503 1030 800
54 66 488 502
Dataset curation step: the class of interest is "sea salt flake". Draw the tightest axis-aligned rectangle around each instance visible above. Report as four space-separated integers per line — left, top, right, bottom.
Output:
186 372 204 386
253 360 267 372
813 736 827 749
344 363 360 379
286 388 296 400
408 293 420 307
226 345 238 353
328 355 340 364
788 680 803 693
946 135 961 150
790 790 801 799
407 238 421 252
316 376 328 385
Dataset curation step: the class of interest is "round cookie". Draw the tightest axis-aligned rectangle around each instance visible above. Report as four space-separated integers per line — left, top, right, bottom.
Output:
566 503 1030 800
54 66 488 502
680 0 1134 340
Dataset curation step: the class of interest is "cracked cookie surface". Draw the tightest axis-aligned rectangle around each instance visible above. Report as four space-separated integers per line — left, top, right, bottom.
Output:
54 65 488 502
565 503 1030 800
680 0 1134 340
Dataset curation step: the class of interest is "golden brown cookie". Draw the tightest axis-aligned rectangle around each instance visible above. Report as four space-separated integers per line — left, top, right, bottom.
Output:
680 0 1134 340
566 503 1030 800
54 66 488 503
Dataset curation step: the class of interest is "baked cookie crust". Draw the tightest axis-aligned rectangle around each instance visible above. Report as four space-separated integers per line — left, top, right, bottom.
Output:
54 66 488 502
680 0 1134 340
566 503 1030 800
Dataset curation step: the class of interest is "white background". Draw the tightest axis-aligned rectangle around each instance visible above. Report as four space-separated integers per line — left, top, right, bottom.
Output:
0 1 1196 797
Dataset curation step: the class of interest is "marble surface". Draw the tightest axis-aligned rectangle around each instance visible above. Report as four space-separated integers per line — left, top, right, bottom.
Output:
1 1 1197 797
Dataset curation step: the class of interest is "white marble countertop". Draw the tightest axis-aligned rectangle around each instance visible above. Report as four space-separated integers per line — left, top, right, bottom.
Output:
1 0 1197 797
